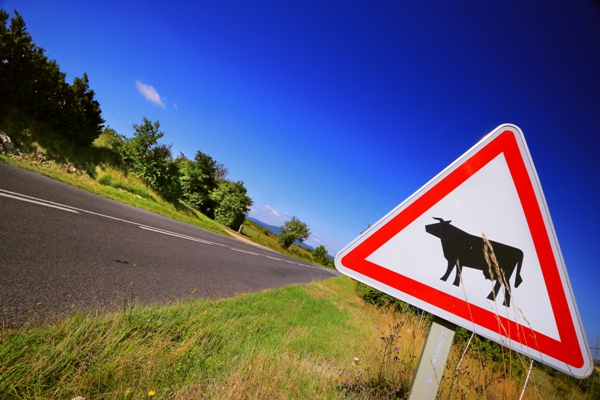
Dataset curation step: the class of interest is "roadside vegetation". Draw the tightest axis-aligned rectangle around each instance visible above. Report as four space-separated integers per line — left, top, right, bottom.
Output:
0 8 335 263
2 277 597 399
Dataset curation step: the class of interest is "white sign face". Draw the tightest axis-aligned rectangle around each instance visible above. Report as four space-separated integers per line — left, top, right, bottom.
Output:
335 124 593 378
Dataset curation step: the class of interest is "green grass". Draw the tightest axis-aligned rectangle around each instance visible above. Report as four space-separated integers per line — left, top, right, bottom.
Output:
2 276 596 399
0 151 324 264
0 277 401 399
0 152 228 236
0 128 328 263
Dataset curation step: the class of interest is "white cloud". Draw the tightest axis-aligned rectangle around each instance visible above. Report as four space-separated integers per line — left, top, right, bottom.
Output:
264 205 280 218
135 80 165 108
173 103 178 110
249 204 285 226
305 234 324 248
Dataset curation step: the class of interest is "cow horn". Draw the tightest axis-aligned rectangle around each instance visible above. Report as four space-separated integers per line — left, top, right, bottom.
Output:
433 217 451 224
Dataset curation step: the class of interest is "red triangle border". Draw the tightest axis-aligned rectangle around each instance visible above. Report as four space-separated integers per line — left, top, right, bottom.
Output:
341 129 583 368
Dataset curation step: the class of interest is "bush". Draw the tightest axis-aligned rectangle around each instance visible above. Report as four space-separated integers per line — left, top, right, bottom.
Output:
209 180 253 230
454 326 526 377
355 281 419 315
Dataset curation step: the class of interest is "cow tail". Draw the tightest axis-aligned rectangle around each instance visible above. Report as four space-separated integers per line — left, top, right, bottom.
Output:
514 251 524 288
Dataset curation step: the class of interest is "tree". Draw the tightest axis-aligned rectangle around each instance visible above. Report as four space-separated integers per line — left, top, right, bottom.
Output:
176 150 222 214
278 217 311 249
0 10 104 147
312 245 331 266
122 118 181 201
65 73 104 146
209 180 253 230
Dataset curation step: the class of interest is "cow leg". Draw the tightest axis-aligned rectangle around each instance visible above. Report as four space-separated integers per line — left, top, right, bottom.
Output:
503 283 512 308
502 267 514 307
452 263 462 286
487 279 502 302
440 259 454 282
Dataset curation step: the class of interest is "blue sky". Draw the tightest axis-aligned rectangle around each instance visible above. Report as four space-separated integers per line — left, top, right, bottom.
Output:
3 1 599 350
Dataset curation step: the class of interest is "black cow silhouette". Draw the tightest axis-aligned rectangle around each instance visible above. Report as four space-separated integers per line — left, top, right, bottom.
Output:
425 217 524 307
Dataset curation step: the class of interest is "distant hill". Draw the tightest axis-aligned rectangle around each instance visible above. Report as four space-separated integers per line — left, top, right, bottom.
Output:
247 217 282 236
247 217 316 251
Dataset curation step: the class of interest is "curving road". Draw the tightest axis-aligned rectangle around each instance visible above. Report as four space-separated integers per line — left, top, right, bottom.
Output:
0 162 338 328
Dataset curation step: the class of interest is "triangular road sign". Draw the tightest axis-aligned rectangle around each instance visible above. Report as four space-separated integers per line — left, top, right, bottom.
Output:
335 124 593 378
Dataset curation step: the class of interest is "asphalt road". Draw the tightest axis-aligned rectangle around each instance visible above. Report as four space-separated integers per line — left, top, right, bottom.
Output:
0 162 338 328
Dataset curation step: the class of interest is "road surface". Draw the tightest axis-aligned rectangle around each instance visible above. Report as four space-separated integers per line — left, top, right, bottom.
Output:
0 162 338 328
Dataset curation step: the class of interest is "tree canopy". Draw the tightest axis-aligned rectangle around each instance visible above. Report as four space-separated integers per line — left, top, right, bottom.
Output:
0 10 104 147
209 180 253 230
117 118 181 201
312 245 331 266
278 217 311 249
176 150 227 215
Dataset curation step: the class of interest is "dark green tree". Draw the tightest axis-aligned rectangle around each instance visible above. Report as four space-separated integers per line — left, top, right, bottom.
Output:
65 73 104 146
122 118 181 201
176 150 223 214
278 217 311 249
0 10 104 147
209 180 253 230
0 10 40 119
312 245 331 266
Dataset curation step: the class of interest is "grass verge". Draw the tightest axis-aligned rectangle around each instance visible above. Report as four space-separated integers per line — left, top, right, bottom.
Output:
0 153 323 263
238 219 317 264
0 152 226 236
0 277 415 399
2 276 596 399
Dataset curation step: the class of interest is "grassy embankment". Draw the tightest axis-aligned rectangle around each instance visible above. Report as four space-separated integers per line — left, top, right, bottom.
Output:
0 139 317 264
2 277 597 399
0 150 225 236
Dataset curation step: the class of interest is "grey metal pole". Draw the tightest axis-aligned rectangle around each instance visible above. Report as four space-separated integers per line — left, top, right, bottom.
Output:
408 316 456 400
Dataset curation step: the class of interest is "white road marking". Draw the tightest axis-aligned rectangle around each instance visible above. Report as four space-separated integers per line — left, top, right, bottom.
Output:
139 226 216 245
230 248 260 255
0 188 143 225
2 188 330 272
0 190 79 213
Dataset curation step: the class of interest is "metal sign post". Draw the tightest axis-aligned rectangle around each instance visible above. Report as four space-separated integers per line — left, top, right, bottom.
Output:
408 316 456 400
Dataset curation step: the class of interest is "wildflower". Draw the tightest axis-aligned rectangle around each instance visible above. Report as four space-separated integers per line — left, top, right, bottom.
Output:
347 381 352 387
125 389 131 396
346 371 350 376
376 325 380 329
147 390 156 397
396 388 401 392
396 347 400 351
